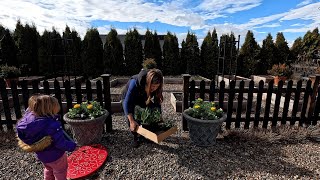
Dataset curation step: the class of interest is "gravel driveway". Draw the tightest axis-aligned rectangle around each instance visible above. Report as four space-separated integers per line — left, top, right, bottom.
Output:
0 84 320 179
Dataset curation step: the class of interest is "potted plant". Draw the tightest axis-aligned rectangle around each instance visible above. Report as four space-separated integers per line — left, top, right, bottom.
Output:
0 65 21 87
134 106 173 132
134 106 176 143
63 101 109 146
182 98 226 147
267 63 292 86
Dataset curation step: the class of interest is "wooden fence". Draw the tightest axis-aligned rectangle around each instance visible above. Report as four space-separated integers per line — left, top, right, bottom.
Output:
182 74 320 131
0 74 112 132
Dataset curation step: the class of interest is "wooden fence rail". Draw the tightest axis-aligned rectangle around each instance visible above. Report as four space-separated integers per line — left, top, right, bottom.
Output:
0 74 112 132
182 74 320 131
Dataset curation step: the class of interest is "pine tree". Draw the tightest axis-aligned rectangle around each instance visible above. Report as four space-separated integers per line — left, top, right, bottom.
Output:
144 29 153 59
81 28 104 78
185 32 200 75
200 31 213 78
152 31 162 70
301 28 319 60
38 30 52 76
275 32 290 64
290 37 303 62
49 28 64 76
63 26 82 75
219 34 237 75
13 21 39 75
0 27 18 67
162 32 179 75
238 30 260 77
124 28 143 75
180 40 187 74
259 33 276 74
103 28 124 75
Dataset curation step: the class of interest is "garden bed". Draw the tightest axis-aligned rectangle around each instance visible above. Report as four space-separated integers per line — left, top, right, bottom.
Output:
217 75 251 87
40 76 83 88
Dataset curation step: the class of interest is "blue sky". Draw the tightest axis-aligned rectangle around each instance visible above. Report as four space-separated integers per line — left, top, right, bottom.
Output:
0 0 320 47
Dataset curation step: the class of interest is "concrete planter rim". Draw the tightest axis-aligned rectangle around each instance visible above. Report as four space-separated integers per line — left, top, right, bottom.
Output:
63 109 109 123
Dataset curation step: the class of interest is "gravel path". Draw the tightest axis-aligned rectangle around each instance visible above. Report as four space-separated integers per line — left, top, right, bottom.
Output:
1 84 320 179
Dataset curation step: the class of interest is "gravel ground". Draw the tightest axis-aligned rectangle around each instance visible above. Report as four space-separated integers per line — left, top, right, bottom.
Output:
1 84 320 179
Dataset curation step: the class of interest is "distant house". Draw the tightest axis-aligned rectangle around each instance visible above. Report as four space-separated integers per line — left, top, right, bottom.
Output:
99 34 165 50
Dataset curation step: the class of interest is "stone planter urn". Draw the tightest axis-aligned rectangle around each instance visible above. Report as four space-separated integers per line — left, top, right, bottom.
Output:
182 109 227 147
63 110 109 146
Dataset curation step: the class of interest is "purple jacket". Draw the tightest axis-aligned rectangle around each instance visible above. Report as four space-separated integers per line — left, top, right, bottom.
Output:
16 111 76 163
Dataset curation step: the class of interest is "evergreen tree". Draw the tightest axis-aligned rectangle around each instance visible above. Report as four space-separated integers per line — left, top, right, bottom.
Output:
13 21 39 75
38 30 52 76
63 26 82 75
81 28 104 78
200 31 214 78
144 29 153 59
152 31 163 70
238 30 260 77
185 32 200 75
124 28 143 75
51 28 65 76
103 28 124 75
162 32 179 75
259 33 276 74
275 32 290 64
180 40 187 74
290 37 303 62
211 29 219 79
218 33 237 75
0 26 18 67
301 28 319 60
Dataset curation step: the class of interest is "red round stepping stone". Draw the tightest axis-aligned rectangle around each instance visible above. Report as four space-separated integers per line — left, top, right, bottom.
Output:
67 144 108 179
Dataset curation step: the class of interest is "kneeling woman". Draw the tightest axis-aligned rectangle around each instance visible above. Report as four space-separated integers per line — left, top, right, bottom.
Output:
122 68 163 147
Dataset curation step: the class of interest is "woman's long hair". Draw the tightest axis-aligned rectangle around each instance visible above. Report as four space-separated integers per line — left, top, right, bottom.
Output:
28 95 60 117
145 69 163 105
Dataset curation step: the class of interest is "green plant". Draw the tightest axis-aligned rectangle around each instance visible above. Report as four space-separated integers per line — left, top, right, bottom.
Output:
186 98 224 120
134 106 161 125
142 58 157 70
67 101 105 119
267 63 292 77
0 65 21 78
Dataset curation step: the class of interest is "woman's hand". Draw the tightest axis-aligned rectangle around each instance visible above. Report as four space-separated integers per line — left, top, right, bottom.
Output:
130 120 139 132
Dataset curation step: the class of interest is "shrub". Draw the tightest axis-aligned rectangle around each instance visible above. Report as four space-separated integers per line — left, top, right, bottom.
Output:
142 58 157 70
267 63 292 77
0 65 21 78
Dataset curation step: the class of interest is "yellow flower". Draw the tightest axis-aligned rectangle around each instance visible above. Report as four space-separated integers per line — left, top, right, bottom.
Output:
87 104 93 110
194 105 200 109
211 102 215 105
73 104 81 109
197 98 203 101
211 107 216 111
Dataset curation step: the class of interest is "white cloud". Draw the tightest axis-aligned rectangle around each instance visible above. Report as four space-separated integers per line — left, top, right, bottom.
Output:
297 0 314 7
290 23 306 27
0 0 319 46
253 23 281 29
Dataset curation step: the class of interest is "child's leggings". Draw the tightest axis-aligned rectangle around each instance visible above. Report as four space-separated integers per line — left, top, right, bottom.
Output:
43 153 68 180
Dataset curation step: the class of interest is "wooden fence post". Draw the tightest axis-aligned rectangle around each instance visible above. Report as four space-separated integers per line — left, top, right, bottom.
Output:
308 74 320 125
101 74 112 132
182 74 191 131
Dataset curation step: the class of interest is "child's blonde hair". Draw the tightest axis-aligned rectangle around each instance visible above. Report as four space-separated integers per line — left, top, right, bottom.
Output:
28 95 60 117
